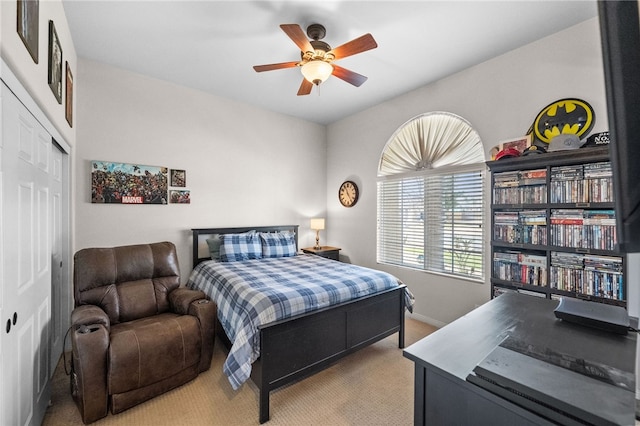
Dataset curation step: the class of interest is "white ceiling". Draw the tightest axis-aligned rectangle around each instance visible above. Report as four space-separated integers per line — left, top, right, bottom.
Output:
62 1 599 125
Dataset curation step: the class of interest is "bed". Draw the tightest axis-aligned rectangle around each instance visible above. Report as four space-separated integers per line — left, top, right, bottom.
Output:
187 225 413 423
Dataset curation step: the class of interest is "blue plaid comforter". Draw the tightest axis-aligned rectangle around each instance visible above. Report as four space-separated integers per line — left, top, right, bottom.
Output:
186 254 414 390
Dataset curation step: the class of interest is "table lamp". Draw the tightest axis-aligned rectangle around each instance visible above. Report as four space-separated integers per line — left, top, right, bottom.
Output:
310 218 325 249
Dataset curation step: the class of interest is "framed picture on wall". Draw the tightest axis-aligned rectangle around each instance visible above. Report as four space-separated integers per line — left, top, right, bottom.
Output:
91 161 168 204
17 0 39 63
170 169 186 187
65 62 73 127
48 20 62 104
170 190 190 204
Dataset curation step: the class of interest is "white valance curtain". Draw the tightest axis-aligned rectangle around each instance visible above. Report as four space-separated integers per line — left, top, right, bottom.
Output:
378 112 484 177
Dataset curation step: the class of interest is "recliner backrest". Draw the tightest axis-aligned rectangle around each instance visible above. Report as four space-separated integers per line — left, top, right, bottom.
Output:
74 242 180 324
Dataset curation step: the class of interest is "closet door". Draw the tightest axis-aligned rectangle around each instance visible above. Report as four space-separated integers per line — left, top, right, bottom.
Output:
1 83 52 426
50 145 64 375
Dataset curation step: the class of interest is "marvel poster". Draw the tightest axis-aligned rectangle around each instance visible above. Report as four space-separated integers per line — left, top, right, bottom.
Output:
91 161 168 204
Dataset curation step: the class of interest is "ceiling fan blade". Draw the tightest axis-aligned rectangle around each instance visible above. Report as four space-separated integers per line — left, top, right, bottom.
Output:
280 24 314 53
253 61 300 72
329 33 378 60
332 65 368 87
297 78 313 96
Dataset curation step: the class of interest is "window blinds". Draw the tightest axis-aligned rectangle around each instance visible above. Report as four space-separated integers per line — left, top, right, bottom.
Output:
377 112 486 280
377 168 485 279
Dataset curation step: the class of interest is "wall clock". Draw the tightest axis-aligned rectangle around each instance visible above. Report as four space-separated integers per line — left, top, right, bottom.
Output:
338 180 359 207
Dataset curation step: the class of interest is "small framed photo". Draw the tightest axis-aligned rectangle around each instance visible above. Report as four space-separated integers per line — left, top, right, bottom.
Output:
65 62 73 127
17 0 39 63
170 190 190 204
170 169 186 187
500 135 532 153
48 20 62 104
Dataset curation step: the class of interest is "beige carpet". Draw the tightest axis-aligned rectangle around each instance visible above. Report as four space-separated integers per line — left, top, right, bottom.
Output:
42 318 436 426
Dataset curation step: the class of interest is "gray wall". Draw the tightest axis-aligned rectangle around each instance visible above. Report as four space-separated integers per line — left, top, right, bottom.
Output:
325 18 631 325
75 59 327 283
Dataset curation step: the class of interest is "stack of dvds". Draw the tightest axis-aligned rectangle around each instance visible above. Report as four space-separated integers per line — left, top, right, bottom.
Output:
550 251 624 300
550 209 617 250
493 250 547 286
550 164 584 203
584 162 613 202
493 169 547 204
550 161 614 203
550 251 584 293
583 254 624 300
518 169 547 204
493 171 520 204
519 210 547 245
493 211 520 243
550 209 584 247
583 210 617 250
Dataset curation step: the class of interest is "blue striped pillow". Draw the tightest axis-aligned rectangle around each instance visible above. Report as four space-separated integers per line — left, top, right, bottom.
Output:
219 231 262 262
260 231 297 258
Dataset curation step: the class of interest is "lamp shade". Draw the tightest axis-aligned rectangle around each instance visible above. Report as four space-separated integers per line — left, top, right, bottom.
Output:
301 61 333 85
310 218 325 230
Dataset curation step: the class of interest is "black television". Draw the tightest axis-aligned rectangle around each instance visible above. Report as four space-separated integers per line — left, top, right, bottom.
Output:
598 0 640 254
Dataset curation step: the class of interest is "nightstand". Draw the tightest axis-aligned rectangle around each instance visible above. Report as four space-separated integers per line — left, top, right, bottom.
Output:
301 246 341 261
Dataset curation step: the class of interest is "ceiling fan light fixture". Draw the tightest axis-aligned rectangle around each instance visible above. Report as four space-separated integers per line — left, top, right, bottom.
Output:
253 24 377 95
301 60 333 86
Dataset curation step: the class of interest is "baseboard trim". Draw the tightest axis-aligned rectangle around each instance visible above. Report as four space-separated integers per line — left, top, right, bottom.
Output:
406 311 446 329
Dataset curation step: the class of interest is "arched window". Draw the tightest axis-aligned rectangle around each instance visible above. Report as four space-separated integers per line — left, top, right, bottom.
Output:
377 112 486 280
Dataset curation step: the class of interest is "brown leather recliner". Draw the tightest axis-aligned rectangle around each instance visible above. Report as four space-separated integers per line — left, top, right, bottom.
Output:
70 241 216 424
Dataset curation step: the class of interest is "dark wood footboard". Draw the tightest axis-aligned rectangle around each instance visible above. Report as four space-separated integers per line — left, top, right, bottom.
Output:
251 285 406 424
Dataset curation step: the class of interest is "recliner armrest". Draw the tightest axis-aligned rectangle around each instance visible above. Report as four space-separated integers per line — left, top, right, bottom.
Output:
71 323 109 423
169 287 217 372
189 298 217 373
71 304 110 332
169 287 207 314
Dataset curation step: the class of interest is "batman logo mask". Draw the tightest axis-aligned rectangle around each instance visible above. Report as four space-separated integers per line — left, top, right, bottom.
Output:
529 98 595 144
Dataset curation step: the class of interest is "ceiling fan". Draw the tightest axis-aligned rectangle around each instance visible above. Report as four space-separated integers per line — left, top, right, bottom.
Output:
253 23 378 96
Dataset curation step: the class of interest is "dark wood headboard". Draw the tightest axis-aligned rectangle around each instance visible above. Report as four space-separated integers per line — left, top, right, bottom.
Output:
191 225 299 267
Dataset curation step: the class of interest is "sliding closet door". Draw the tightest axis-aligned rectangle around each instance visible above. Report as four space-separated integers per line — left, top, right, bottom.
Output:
0 83 53 426
50 144 64 375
